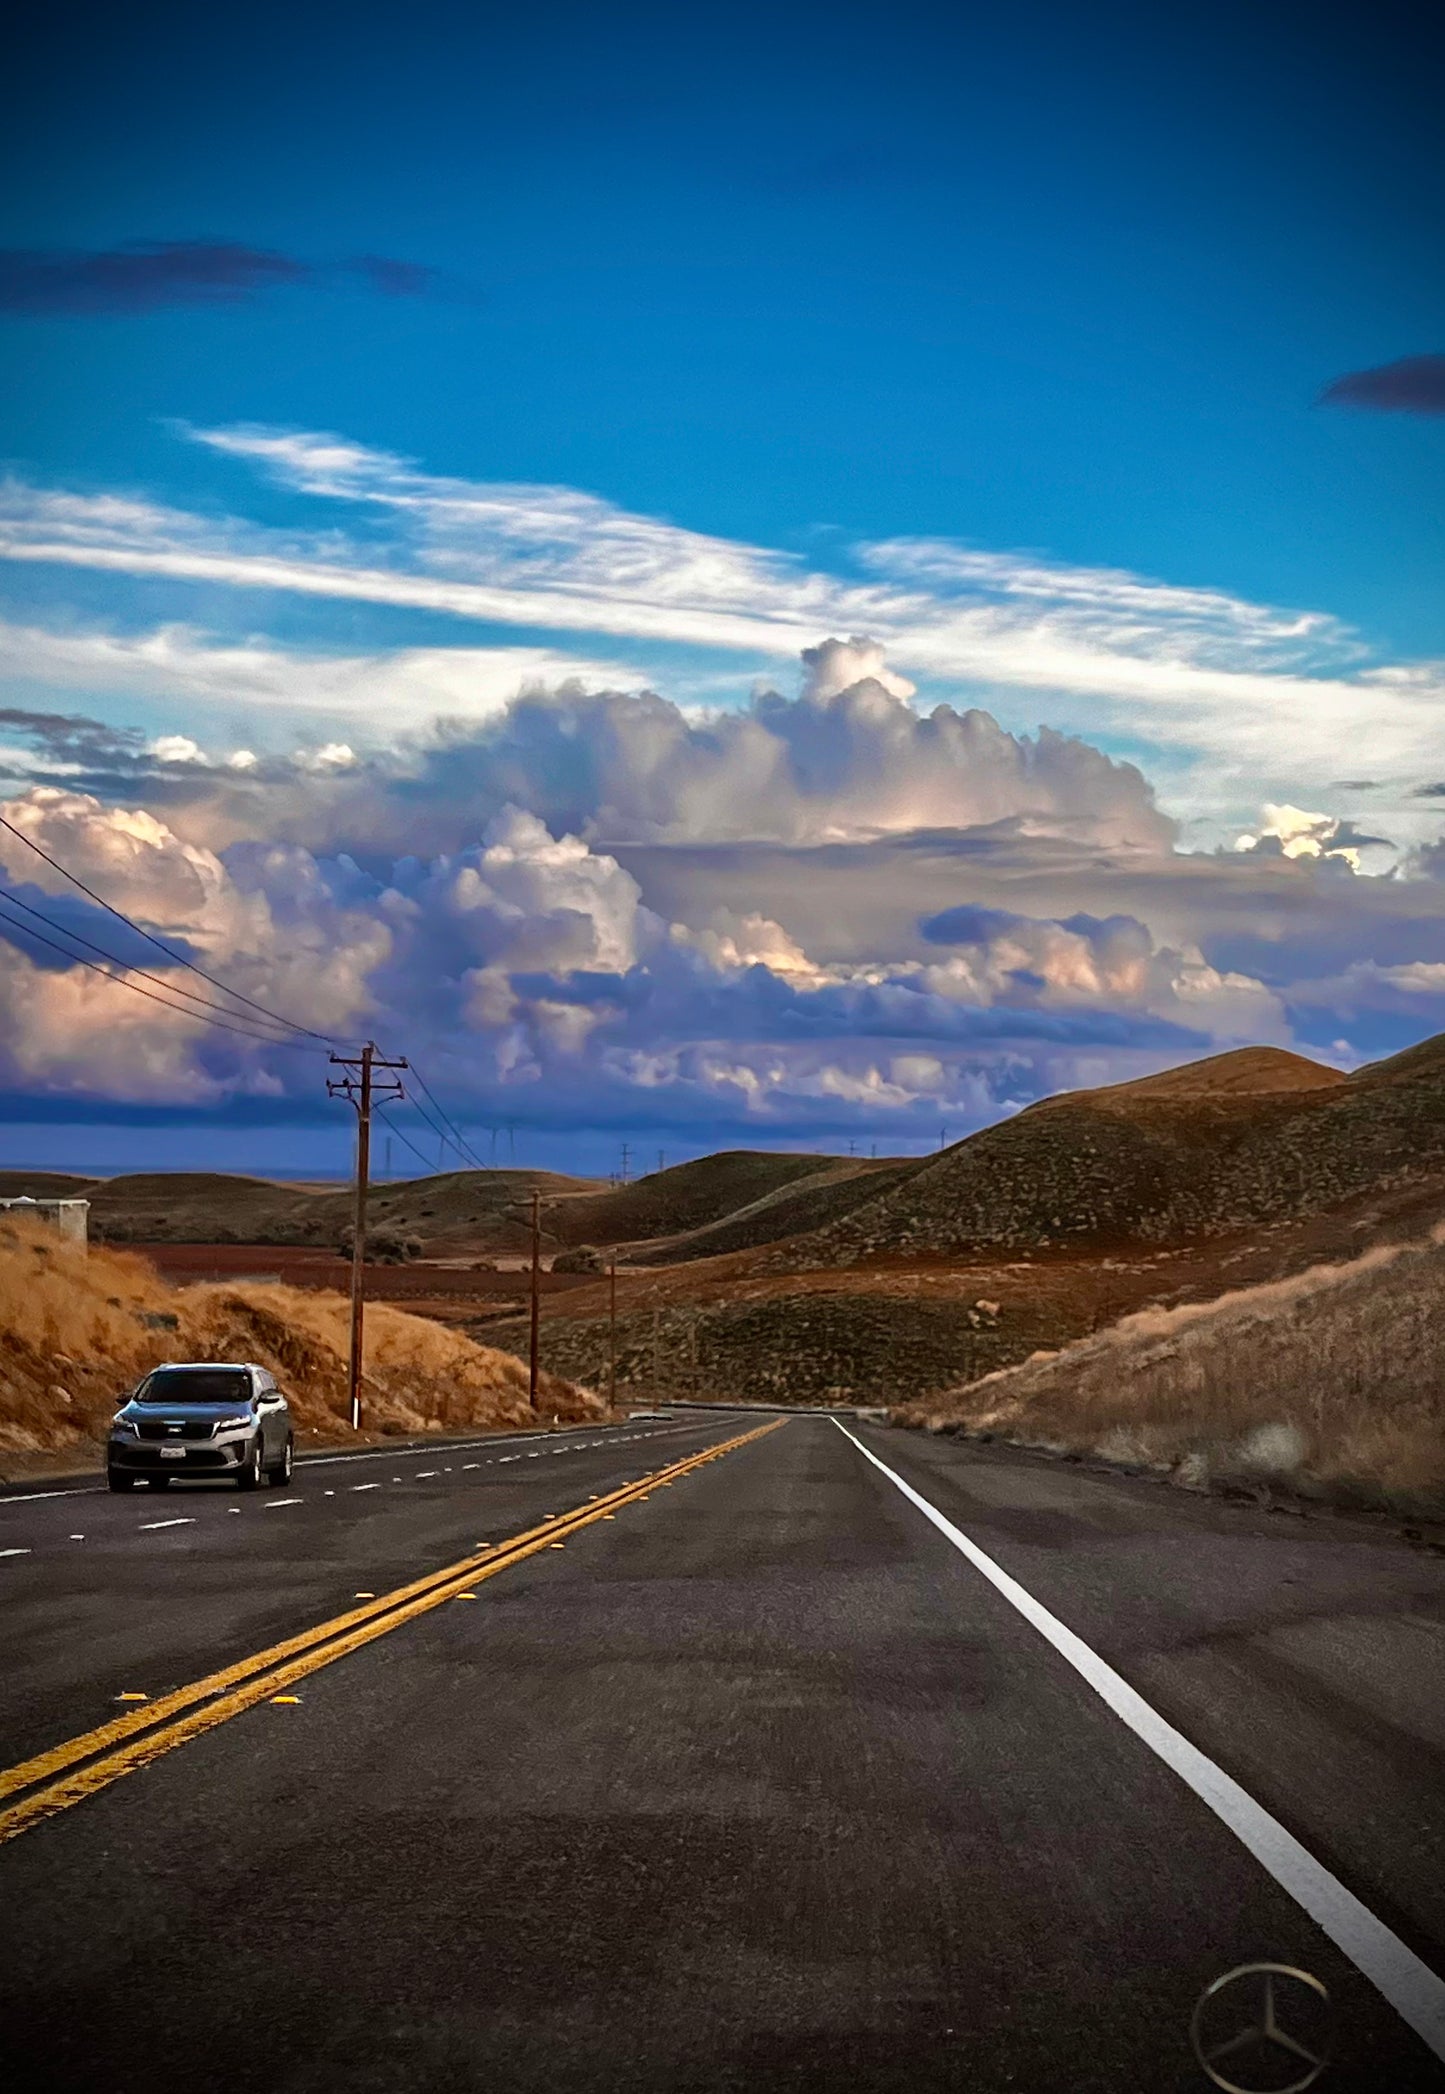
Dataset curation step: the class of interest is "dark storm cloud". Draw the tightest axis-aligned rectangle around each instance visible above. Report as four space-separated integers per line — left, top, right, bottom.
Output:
921 904 1037 946
0 242 437 317
1329 820 1394 852
0 880 200 973
1317 353 1445 416
0 706 145 768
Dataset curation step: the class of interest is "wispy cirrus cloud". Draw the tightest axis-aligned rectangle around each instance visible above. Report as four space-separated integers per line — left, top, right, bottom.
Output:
0 242 438 317
0 423 1443 837
0 616 645 730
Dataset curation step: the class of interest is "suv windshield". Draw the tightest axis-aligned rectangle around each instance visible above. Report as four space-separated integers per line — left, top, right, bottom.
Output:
134 1368 252 1406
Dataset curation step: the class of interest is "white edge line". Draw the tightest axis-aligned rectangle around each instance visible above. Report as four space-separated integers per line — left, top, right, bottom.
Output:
832 1419 1445 2063
0 1486 104 1504
263 1497 304 1509
137 1517 195 1531
0 1547 32 1556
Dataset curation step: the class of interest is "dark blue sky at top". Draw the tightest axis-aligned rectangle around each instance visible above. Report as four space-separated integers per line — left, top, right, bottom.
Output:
3 0 1442 656
1 0 1443 1177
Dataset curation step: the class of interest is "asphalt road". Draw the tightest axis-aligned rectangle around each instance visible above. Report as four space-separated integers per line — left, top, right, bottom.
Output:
1 1413 1442 2092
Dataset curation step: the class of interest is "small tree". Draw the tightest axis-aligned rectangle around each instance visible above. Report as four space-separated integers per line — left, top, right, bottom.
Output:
552 1243 605 1274
340 1224 423 1264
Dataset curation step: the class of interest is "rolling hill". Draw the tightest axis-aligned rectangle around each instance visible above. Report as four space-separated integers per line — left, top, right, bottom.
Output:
774 1040 1445 1266
542 1150 850 1250
0 1167 599 1251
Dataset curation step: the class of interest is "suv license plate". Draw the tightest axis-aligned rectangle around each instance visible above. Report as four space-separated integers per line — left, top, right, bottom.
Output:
158 1446 187 1460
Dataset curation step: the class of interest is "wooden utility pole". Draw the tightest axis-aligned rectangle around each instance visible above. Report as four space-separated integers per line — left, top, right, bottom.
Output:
328 1043 406 1430
608 1256 618 1412
528 1187 541 1410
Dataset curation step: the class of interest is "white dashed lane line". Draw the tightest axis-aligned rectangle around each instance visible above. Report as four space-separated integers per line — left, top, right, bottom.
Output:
0 1422 697 1510
0 1425 729 1556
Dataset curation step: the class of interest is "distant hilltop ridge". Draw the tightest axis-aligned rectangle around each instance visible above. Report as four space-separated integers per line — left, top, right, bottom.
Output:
5 1032 1445 1267
778 1035 1445 1265
1027 1044 1346 1109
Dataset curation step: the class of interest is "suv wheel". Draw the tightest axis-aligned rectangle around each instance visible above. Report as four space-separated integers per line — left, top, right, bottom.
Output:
235 1439 265 1492
107 1468 136 1492
267 1435 293 1486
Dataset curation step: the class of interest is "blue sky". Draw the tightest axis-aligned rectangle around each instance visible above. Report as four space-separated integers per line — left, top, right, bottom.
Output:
1 0 1443 1177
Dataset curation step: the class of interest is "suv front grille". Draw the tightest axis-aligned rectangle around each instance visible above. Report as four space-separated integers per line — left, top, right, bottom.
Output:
135 1418 213 1442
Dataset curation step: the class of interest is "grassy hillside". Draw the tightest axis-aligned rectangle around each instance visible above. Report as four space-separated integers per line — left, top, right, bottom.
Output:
778 1040 1445 1264
544 1150 847 1249
0 1167 600 1252
484 1280 1033 1406
0 1172 96 1200
0 1217 598 1475
900 1229 1445 1518
629 1155 909 1265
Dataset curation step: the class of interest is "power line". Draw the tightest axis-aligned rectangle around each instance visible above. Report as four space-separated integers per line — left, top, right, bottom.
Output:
0 809 349 1045
0 879 313 1045
402 1089 461 1170
374 1103 437 1175
406 1061 491 1171
0 893 327 1050
387 1074 477 1173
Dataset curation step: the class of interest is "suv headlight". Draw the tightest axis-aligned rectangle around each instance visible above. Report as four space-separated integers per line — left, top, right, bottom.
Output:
212 1413 255 1434
110 1416 139 1437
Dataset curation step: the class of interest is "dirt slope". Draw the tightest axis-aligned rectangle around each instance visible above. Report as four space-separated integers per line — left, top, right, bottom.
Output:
901 1229 1445 1519
0 1216 598 1476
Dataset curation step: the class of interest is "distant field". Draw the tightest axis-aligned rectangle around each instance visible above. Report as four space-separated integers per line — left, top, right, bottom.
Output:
135 1242 599 1326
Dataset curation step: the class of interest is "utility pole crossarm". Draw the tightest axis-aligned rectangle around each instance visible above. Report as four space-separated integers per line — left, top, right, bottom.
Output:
327 1043 407 1431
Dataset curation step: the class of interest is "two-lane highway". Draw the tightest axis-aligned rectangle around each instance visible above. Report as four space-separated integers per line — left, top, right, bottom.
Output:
1 1414 1443 2091
0 1416 743 1766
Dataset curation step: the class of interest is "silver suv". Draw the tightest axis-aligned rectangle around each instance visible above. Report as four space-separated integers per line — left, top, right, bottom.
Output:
107 1362 294 1492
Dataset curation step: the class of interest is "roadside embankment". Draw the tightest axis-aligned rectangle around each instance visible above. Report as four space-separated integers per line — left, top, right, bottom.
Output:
896 1230 1445 1521
0 1218 600 1478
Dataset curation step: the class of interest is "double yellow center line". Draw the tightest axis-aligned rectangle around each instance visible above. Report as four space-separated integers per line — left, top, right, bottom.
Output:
0 1418 782 1846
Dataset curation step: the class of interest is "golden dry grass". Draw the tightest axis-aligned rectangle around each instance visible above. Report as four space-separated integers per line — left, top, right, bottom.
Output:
0 1217 600 1470
902 1229 1445 1516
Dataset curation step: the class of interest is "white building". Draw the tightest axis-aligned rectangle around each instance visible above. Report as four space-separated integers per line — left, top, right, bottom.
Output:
0 1196 90 1247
